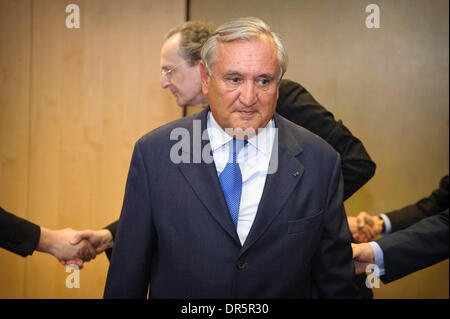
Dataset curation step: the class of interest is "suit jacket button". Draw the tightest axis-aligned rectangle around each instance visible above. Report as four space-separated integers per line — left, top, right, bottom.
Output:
236 260 247 270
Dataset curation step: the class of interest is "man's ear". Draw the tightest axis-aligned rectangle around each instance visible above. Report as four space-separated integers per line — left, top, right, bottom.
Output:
199 60 210 96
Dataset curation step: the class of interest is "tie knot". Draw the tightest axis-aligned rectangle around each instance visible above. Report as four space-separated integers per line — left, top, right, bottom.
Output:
230 138 247 162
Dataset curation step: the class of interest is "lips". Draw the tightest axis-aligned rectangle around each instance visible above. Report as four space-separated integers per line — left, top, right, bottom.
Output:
239 110 255 113
237 110 256 118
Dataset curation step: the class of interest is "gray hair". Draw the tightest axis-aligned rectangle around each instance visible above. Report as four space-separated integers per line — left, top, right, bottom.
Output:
201 17 288 79
166 21 214 66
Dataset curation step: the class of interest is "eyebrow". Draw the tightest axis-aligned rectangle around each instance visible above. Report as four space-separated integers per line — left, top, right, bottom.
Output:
223 71 243 77
257 73 275 80
222 71 275 79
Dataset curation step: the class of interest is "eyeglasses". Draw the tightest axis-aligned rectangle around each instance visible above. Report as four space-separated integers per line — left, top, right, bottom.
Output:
160 64 181 78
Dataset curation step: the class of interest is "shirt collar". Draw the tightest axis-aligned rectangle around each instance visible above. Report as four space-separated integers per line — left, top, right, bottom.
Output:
207 111 233 152
207 111 275 156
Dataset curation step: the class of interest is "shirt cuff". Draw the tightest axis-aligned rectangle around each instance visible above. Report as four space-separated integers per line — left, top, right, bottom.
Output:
369 241 386 276
379 213 392 235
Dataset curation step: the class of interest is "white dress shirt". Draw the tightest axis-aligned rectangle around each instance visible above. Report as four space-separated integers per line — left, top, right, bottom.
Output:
207 111 276 246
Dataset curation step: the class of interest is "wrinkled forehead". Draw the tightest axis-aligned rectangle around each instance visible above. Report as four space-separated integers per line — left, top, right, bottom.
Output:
213 37 279 76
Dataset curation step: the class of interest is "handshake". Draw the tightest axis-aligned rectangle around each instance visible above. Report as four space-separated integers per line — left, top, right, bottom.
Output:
38 212 382 270
348 211 385 243
348 212 385 275
37 227 114 269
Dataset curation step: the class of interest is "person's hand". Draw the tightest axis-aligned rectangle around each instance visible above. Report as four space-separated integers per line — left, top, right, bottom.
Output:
355 211 384 242
37 227 97 268
351 243 375 275
61 229 114 266
348 215 372 243
347 216 358 234
71 229 113 254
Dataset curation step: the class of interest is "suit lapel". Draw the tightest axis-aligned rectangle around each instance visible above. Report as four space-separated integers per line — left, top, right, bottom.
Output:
241 114 304 255
177 108 241 245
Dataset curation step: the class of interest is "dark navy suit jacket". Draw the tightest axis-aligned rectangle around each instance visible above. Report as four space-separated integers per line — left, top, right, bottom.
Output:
104 108 357 298
377 209 449 283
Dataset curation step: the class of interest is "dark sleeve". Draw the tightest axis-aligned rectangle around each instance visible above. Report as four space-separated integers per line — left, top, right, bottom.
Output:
276 79 376 200
311 155 359 298
104 141 154 298
384 175 449 232
377 209 449 284
104 220 118 261
0 206 41 257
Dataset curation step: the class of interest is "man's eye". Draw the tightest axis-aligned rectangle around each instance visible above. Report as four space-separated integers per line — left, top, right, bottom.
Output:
229 78 241 84
256 78 271 87
224 77 242 85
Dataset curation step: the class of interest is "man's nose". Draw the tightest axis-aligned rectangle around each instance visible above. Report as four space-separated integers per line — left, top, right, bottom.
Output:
239 81 258 106
161 74 170 89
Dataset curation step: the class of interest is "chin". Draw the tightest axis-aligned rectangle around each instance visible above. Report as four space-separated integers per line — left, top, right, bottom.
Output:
234 116 262 130
227 123 259 138
176 98 187 107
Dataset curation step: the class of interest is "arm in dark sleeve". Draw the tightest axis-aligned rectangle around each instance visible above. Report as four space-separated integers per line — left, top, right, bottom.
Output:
0 206 41 257
104 141 154 298
376 209 449 284
104 220 118 261
276 79 376 200
312 155 358 298
384 175 449 232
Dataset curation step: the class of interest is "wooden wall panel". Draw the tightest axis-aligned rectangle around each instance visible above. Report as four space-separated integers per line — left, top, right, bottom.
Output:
1 0 185 298
190 0 449 298
0 0 31 298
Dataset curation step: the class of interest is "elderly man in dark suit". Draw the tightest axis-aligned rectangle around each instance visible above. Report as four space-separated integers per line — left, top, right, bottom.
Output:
103 17 357 298
73 21 376 264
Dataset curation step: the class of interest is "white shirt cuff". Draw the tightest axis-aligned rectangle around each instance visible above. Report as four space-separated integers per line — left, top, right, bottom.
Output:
379 213 392 235
369 241 386 276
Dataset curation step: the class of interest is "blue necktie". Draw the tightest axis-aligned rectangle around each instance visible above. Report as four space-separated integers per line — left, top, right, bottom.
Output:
219 139 245 228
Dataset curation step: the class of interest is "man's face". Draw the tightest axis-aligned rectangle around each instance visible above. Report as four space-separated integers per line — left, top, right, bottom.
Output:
201 35 280 135
160 33 205 107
